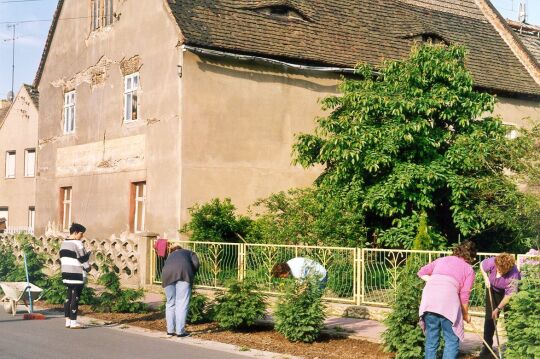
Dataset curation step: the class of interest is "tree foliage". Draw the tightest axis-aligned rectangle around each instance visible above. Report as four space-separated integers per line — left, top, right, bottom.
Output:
293 44 540 250
180 198 252 243
248 187 365 247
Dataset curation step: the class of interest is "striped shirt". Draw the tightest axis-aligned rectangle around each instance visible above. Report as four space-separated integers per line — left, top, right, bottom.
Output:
60 239 91 285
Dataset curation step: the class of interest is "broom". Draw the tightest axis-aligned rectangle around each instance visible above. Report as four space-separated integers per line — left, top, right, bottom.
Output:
22 252 46 320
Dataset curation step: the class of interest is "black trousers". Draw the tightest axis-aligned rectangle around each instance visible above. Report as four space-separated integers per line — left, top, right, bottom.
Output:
64 284 84 320
483 287 505 348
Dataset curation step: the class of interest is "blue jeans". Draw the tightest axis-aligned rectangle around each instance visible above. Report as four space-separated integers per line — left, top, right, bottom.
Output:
164 281 191 335
424 312 460 359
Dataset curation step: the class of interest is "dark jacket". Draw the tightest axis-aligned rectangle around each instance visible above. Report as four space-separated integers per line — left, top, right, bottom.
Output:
161 249 200 287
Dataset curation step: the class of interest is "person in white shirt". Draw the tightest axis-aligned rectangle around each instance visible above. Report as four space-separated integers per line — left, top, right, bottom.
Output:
272 257 328 286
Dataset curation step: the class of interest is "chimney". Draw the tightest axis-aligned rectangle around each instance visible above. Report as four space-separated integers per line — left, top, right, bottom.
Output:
518 0 527 23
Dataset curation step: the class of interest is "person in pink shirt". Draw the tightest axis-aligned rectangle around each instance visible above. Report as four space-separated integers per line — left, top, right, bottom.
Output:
417 240 477 359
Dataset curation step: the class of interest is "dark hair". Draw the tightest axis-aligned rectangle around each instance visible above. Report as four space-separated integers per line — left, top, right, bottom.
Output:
452 240 477 265
271 262 292 278
69 223 86 235
169 245 182 252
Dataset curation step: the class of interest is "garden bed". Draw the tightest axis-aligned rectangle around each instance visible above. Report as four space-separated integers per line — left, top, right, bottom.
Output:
42 305 476 359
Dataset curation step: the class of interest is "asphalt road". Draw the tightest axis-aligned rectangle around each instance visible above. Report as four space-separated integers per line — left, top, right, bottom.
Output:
0 309 250 359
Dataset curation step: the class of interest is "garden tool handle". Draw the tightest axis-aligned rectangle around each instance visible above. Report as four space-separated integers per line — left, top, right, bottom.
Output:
487 287 503 359
467 321 499 359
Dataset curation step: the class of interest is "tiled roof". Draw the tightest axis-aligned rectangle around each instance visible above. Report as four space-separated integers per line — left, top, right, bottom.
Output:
506 20 540 65
169 0 540 96
23 84 39 109
34 0 540 97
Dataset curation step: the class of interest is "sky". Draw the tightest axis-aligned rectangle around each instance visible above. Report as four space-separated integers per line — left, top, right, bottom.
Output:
0 0 539 99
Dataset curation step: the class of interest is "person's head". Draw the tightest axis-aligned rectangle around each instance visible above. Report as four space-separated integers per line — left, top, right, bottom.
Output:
69 223 86 239
271 262 292 279
495 253 516 275
452 240 477 265
169 245 182 252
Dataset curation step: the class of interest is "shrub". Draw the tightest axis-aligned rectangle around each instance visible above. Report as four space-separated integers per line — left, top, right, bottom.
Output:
180 198 252 242
92 266 147 313
326 262 354 298
42 273 96 305
248 187 366 247
274 278 326 343
187 292 215 324
504 264 540 359
382 256 425 359
214 280 266 330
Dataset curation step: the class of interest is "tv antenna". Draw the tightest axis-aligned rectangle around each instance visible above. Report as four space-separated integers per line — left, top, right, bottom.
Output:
518 0 527 23
4 24 17 101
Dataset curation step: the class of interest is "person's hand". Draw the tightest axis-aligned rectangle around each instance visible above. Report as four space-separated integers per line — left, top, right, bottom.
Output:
463 313 471 323
484 278 491 288
491 308 499 320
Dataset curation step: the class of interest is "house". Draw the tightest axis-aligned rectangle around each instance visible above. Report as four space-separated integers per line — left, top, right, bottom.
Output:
33 0 540 238
0 85 39 234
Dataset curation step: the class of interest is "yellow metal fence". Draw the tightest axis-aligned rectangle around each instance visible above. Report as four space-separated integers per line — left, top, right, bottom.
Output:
151 240 528 313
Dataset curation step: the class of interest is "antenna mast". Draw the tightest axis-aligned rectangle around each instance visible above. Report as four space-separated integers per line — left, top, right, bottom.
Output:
6 24 16 101
518 0 527 23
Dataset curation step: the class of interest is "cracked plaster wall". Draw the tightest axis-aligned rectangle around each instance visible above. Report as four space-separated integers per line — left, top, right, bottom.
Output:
36 0 183 238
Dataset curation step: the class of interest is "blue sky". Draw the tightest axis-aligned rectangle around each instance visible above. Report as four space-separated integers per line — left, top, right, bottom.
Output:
0 0 539 99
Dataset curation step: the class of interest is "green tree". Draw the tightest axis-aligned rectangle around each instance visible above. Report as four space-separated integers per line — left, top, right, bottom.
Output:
293 44 540 249
248 187 365 247
180 198 252 242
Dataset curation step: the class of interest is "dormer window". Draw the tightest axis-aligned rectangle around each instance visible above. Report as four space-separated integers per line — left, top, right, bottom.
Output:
405 32 449 46
91 0 114 31
255 5 305 20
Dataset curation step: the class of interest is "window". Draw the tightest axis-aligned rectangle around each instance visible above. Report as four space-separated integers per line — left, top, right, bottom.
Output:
124 73 139 122
130 182 146 232
0 207 8 227
60 187 72 232
91 0 114 31
28 207 35 229
63 91 76 134
5 151 15 178
24 149 36 177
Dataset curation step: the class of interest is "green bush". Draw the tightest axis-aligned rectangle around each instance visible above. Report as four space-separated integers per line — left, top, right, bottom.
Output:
248 187 366 247
180 198 252 242
382 257 425 359
274 278 326 343
214 280 266 330
92 266 147 313
326 262 354 298
504 264 540 359
42 273 96 305
187 292 215 324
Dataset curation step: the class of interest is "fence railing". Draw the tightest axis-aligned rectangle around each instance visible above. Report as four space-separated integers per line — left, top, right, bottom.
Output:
2 226 34 235
151 240 527 313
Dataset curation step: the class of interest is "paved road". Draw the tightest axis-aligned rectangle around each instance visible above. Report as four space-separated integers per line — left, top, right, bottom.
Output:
0 310 250 359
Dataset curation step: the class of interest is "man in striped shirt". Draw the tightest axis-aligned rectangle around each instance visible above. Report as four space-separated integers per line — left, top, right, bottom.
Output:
60 223 91 329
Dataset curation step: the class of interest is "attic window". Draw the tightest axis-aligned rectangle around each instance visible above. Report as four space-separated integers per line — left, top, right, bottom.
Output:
256 5 305 20
420 33 448 45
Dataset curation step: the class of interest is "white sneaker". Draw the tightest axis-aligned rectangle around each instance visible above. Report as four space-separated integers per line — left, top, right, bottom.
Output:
65 318 71 328
70 321 86 329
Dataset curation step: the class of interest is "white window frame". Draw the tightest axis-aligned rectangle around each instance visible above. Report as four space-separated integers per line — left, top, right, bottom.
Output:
63 91 76 134
124 73 139 122
62 187 72 232
5 151 15 178
28 207 35 230
104 0 113 26
134 182 146 233
24 148 36 177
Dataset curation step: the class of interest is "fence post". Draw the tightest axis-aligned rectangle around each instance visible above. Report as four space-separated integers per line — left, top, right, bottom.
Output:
137 232 159 287
238 243 246 281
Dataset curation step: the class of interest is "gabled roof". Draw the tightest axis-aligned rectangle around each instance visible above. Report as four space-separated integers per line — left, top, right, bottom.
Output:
169 0 540 96
35 0 540 97
506 20 540 65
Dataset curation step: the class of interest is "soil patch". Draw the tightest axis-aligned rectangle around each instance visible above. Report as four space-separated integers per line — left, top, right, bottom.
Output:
42 305 476 359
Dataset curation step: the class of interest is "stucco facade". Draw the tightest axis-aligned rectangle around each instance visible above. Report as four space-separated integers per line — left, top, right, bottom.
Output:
36 0 183 237
0 86 38 229
33 0 540 239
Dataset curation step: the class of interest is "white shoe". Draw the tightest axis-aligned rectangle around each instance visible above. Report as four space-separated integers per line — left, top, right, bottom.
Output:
70 322 86 329
65 318 71 328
